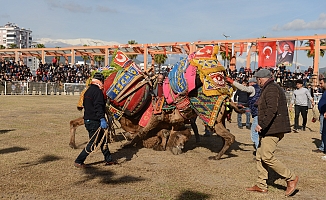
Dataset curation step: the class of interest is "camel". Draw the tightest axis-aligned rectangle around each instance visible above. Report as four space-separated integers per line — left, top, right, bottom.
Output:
69 96 242 159
69 66 192 155
69 46 245 159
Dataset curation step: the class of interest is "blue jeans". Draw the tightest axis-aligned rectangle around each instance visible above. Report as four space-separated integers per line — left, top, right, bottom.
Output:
251 116 259 149
237 106 251 128
320 114 325 151
75 119 112 164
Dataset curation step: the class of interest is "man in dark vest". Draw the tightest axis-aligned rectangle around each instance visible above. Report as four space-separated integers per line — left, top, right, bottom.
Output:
246 69 298 197
226 77 260 150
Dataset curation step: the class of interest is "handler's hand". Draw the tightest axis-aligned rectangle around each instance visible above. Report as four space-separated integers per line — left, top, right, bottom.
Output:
100 118 108 129
255 124 262 132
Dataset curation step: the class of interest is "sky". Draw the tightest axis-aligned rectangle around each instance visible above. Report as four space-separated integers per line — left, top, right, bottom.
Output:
1 0 326 69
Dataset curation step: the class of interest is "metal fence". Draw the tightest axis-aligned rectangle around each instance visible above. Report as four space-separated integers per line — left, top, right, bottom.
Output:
0 81 86 95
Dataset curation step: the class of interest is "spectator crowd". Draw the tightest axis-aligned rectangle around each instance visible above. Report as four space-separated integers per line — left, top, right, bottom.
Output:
226 64 321 92
0 60 96 84
1 59 325 94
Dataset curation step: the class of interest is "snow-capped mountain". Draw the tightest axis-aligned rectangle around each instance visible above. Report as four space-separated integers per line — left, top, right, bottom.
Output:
33 38 121 48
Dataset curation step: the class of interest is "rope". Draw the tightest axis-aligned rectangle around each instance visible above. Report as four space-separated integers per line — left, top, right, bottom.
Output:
84 115 118 154
84 127 108 154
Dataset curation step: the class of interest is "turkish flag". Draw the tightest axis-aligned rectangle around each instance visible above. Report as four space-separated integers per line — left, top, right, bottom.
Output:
258 41 276 68
194 45 214 58
113 51 132 68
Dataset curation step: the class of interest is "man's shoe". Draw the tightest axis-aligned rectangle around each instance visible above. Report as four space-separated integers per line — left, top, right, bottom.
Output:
246 126 251 130
74 162 87 169
293 129 298 133
312 149 324 153
302 127 306 131
285 176 299 196
238 126 243 129
246 185 267 193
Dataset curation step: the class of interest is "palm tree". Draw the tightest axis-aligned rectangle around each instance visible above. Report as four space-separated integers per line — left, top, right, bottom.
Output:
220 51 232 67
153 54 167 73
8 44 17 49
127 40 138 60
82 44 90 65
305 40 326 69
94 55 104 67
35 43 45 61
36 43 45 48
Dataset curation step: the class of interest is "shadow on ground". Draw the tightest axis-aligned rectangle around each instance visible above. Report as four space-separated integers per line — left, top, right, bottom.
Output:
0 129 16 134
75 166 145 185
0 146 28 154
183 134 252 159
21 154 62 167
175 189 212 200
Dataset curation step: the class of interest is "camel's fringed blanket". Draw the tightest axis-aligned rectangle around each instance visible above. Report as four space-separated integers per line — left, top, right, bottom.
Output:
190 87 228 127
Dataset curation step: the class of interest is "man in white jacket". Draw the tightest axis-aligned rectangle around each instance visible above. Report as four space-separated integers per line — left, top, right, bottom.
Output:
289 79 314 132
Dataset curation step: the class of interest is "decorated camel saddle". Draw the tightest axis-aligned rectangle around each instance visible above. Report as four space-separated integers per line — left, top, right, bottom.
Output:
104 51 152 120
189 45 234 127
160 45 234 127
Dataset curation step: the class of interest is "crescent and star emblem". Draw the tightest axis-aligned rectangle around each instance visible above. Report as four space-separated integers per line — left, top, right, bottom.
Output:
263 46 273 59
116 52 127 63
196 47 212 55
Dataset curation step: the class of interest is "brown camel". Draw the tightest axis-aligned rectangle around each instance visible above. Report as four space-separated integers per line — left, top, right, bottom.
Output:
68 110 192 155
69 46 244 159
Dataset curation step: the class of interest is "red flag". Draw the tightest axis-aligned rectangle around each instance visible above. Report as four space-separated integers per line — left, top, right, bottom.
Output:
239 42 244 56
225 43 228 58
258 41 276 68
309 39 314 56
194 45 214 58
113 51 132 68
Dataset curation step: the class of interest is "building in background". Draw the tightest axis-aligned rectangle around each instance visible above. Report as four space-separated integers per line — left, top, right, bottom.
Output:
0 22 32 49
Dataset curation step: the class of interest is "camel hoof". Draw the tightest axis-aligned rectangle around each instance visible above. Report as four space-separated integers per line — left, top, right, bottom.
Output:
69 143 77 149
208 156 220 160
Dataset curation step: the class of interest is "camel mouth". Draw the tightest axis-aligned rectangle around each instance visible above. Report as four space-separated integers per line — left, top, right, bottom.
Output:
171 146 184 155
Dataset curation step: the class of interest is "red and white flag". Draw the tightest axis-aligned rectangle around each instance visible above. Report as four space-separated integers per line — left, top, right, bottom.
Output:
258 41 276 68
113 51 132 68
194 45 215 59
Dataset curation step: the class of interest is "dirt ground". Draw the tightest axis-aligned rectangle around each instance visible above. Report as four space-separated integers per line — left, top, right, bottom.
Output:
0 95 325 200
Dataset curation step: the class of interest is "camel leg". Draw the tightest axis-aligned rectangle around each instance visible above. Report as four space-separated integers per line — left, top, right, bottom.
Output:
208 122 235 160
208 104 235 160
69 117 84 149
